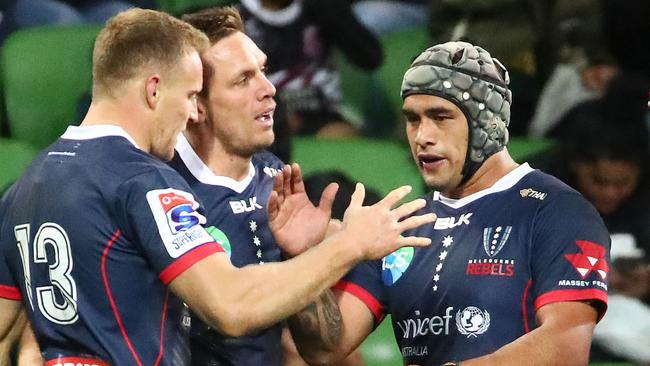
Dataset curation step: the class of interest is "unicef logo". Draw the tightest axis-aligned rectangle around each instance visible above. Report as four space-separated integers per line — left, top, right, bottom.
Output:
381 247 414 286
455 306 490 338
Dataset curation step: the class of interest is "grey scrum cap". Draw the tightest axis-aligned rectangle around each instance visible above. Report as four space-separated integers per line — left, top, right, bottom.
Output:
401 41 512 182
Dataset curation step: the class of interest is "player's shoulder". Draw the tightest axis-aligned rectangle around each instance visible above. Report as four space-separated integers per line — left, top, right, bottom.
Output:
518 168 585 202
252 150 284 176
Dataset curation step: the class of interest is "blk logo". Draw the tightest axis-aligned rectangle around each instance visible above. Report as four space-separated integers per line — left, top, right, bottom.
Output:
434 213 473 230
564 240 609 280
230 197 263 214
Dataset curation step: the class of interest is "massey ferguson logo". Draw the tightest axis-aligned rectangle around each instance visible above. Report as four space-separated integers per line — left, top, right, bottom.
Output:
564 240 609 280
456 306 490 338
230 197 263 214
434 213 472 230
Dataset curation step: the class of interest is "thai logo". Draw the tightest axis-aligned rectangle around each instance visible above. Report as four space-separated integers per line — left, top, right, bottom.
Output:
206 226 232 259
381 247 414 286
519 188 547 200
483 226 512 257
455 306 490 338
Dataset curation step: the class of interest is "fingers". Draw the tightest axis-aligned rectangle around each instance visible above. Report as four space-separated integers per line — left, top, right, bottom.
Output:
289 163 306 194
282 164 292 198
397 236 432 248
267 190 279 221
399 213 437 232
318 182 339 214
349 183 366 209
272 168 285 204
377 185 412 208
392 198 427 219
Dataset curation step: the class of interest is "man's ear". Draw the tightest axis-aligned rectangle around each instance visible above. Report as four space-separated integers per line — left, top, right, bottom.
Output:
195 96 208 124
145 75 161 109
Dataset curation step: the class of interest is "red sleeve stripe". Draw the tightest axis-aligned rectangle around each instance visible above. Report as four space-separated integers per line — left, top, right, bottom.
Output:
0 284 22 300
333 280 384 322
535 288 608 320
159 243 224 285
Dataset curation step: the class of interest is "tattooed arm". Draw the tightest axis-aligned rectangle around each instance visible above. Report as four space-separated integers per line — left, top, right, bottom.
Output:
288 290 343 356
287 289 376 365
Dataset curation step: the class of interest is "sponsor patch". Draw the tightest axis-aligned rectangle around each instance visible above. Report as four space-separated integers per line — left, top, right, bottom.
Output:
382 247 414 286
45 357 109 366
146 188 214 258
456 306 490 338
206 226 231 259
564 240 609 280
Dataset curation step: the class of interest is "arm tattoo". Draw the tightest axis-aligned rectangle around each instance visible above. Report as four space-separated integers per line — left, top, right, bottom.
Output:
288 289 343 352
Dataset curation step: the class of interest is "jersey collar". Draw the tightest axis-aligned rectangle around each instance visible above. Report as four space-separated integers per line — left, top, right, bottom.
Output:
61 125 140 149
175 133 255 193
433 163 534 208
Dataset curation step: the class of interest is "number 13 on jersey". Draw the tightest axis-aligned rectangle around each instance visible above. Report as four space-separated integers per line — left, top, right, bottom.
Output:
14 223 79 324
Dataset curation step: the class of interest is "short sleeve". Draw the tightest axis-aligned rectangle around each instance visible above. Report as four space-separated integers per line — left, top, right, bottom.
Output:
0 249 21 300
530 191 610 319
117 169 224 284
335 259 387 324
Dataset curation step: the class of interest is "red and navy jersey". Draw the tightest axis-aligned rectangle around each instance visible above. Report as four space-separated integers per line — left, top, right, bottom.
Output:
337 164 610 365
0 126 223 366
169 134 284 365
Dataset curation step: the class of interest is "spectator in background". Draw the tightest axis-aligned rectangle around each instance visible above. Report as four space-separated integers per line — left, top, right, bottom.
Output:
532 96 650 257
528 16 617 138
592 257 650 364
351 0 429 36
239 0 383 137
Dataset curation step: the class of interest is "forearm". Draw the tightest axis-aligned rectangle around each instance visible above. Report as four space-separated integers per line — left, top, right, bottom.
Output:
287 289 342 363
178 230 361 337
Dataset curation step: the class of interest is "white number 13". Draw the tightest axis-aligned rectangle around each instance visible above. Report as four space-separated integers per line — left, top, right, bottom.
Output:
15 223 78 324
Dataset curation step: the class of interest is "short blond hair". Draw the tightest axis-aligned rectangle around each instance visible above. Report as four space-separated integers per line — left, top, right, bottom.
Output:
92 8 209 98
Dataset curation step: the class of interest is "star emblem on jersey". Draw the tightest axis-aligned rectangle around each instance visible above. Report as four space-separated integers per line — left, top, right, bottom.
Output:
564 240 609 280
249 220 257 232
256 249 262 259
253 236 261 246
483 226 511 257
433 236 455 292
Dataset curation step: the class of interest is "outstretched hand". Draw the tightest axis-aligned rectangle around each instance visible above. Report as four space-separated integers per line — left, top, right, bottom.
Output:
268 163 339 257
341 183 436 261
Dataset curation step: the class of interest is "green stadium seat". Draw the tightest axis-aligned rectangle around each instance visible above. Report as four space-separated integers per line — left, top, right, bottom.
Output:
1 25 100 149
292 137 424 200
157 0 237 16
370 27 429 136
0 137 40 194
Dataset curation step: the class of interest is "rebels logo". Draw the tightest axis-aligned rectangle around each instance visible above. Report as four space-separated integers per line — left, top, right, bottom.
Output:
565 240 609 280
158 191 205 233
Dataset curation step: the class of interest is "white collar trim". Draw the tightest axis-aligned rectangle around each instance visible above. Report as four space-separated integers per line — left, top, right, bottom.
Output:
241 0 302 26
433 163 534 208
175 133 255 193
61 125 140 149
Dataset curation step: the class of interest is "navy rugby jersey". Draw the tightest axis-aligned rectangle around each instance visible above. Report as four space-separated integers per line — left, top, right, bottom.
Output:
0 125 223 366
337 164 610 365
169 134 284 366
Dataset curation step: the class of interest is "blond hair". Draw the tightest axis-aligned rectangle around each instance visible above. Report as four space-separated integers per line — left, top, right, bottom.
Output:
92 8 209 99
